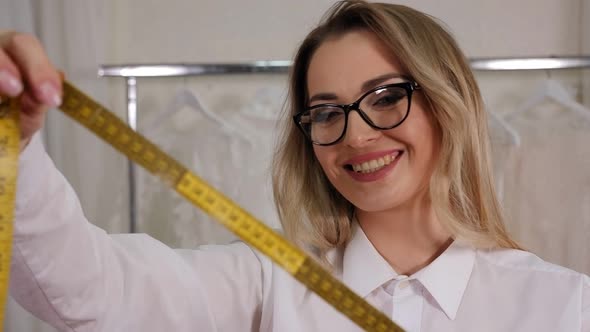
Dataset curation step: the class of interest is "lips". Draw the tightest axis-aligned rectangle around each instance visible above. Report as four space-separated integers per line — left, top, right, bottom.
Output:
351 151 401 173
343 150 403 182
343 150 403 173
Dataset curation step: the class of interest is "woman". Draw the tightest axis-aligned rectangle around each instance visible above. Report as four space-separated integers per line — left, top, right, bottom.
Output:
2 1 588 331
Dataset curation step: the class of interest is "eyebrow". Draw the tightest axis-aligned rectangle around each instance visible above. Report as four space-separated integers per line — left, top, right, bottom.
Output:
308 73 405 104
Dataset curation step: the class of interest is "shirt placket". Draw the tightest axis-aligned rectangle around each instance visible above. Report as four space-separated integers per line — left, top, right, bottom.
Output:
384 276 424 332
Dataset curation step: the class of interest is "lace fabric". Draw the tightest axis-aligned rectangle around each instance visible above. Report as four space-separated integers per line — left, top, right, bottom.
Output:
498 101 590 275
137 89 284 247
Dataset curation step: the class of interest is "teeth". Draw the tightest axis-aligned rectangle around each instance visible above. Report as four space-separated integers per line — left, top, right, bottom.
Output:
350 152 400 173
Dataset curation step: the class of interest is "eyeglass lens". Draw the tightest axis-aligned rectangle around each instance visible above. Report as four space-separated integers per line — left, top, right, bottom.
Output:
300 85 410 144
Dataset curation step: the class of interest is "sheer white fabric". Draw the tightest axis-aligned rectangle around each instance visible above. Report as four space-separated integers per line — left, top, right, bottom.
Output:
499 101 590 275
488 111 520 203
137 88 283 247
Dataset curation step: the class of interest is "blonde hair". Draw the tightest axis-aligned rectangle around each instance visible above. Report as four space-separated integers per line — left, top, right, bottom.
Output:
272 0 521 261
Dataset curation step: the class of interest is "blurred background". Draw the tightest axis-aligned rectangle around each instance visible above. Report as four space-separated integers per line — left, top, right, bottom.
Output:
1 0 589 330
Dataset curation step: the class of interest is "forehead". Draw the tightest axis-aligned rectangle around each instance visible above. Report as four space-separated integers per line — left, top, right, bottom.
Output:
306 30 404 96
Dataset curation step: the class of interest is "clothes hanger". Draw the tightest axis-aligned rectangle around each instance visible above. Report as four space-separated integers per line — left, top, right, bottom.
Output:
504 72 590 123
487 108 521 146
145 84 252 143
481 95 521 147
242 86 285 120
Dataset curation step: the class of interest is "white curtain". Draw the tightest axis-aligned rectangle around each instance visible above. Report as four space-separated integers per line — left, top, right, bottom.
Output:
34 0 128 236
583 0 590 107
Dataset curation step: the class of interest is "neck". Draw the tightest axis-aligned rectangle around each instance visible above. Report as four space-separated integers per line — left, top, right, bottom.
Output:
356 194 452 276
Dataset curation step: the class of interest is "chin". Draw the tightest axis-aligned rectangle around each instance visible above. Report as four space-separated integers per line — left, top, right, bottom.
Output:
347 196 401 214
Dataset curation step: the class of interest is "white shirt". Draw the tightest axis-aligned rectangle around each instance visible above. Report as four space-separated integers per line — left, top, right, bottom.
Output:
11 135 590 332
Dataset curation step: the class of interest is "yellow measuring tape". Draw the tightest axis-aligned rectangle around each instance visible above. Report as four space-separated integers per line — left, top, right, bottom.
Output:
0 100 18 331
0 81 404 332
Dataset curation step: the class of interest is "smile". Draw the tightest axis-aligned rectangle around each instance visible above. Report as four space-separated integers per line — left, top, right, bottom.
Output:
345 151 402 173
343 150 403 182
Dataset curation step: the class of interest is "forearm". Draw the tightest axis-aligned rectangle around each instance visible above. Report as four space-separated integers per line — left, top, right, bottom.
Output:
11 133 121 330
9 134 265 332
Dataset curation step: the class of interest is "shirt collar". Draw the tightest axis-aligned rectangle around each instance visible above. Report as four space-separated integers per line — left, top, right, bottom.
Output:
342 222 476 320
342 222 397 298
412 239 476 320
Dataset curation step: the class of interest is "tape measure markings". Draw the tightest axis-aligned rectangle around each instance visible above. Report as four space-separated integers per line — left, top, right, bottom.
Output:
0 102 19 330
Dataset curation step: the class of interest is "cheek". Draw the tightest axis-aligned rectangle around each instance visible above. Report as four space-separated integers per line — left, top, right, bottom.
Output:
313 146 340 179
391 106 440 174
410 113 440 177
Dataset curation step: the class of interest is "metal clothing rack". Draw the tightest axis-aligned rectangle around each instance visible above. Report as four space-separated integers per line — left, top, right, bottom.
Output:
98 56 590 233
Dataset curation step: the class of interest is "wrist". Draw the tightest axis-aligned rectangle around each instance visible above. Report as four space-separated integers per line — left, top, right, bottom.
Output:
20 136 32 152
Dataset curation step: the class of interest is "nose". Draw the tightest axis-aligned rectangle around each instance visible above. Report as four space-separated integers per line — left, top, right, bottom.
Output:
342 110 381 148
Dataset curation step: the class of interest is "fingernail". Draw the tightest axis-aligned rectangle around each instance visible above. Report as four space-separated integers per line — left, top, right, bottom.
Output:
0 70 24 96
40 81 62 107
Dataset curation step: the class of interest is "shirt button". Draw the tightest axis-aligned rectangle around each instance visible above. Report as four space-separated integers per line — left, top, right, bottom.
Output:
398 280 410 289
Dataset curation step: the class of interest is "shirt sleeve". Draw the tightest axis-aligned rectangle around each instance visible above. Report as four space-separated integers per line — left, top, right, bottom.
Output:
10 133 266 332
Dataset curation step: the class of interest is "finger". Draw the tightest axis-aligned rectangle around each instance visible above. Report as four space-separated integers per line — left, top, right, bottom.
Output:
19 92 47 139
20 90 48 116
0 49 24 97
0 32 62 107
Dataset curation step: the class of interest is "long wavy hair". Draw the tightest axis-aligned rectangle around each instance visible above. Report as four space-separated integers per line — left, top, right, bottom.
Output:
272 0 520 262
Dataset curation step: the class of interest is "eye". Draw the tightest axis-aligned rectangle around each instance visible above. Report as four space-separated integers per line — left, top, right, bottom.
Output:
372 90 405 108
311 107 344 124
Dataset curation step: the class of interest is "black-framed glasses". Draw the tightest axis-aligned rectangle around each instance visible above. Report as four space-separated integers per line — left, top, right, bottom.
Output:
293 81 421 146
